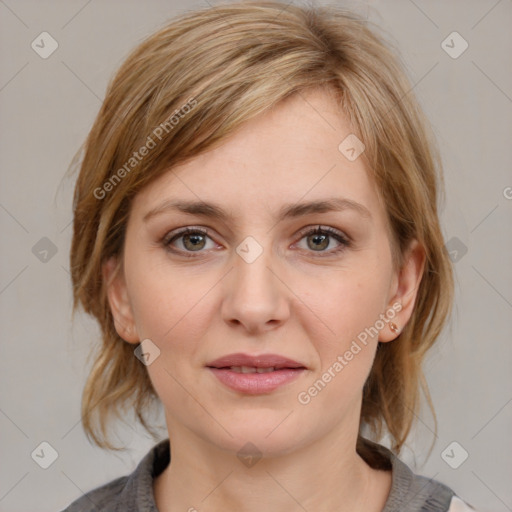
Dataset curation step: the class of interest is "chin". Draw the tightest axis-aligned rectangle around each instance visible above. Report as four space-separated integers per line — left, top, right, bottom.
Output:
203 415 313 458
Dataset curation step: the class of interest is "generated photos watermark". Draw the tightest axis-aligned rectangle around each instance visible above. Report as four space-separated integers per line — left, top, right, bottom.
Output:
297 301 402 405
93 97 198 200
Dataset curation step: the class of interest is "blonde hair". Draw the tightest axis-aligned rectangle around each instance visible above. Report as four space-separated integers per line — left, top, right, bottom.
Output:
69 0 454 458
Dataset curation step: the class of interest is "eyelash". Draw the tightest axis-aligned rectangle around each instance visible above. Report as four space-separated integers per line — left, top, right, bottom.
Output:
161 225 351 258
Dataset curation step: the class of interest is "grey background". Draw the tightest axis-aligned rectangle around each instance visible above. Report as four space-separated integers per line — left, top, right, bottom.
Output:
1 0 511 510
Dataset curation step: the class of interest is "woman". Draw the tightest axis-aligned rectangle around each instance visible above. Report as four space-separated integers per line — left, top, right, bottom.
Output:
63 2 476 510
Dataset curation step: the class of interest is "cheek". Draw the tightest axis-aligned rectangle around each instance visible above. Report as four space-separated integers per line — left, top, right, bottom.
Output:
126 268 213 412
313 268 391 349
296 274 389 413
125 253 214 343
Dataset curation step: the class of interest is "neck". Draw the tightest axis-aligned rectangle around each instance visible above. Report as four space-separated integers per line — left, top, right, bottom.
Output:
154 420 391 512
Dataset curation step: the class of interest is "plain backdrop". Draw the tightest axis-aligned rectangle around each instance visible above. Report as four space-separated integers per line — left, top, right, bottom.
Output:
1 0 511 511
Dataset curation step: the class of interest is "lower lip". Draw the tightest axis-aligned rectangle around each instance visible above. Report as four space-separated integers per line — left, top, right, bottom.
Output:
208 368 306 394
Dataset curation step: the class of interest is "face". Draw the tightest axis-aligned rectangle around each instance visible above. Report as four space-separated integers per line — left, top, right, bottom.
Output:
105 87 424 457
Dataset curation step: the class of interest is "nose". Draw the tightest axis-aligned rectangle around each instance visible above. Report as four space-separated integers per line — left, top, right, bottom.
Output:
221 244 290 335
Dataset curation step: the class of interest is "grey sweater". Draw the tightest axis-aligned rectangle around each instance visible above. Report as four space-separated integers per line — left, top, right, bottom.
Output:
60 439 472 511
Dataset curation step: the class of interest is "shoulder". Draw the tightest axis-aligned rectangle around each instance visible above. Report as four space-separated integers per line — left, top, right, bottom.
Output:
59 475 128 511
359 438 477 512
447 496 479 511
59 439 170 512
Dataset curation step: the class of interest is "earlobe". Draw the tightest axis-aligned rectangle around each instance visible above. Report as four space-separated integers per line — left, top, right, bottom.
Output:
102 256 139 344
379 239 426 342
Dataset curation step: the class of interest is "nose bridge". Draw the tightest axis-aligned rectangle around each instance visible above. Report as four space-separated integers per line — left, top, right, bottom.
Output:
236 242 274 291
222 234 289 331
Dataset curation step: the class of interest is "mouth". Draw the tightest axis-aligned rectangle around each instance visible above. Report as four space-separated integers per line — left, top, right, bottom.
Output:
206 353 307 394
206 352 306 370
221 366 285 374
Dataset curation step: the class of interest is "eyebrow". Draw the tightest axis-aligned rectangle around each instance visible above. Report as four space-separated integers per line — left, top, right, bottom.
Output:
143 197 372 223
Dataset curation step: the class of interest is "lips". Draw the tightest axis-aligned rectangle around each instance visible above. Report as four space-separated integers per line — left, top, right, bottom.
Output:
206 353 306 371
206 353 307 394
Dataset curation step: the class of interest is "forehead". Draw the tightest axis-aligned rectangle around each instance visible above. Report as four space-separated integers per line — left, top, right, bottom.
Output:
131 88 386 225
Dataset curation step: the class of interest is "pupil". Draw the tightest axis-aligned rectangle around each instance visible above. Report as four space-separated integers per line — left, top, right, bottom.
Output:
310 234 328 251
185 234 205 250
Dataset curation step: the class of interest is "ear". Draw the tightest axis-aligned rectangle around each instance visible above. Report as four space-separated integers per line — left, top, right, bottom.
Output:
102 255 139 344
379 239 426 342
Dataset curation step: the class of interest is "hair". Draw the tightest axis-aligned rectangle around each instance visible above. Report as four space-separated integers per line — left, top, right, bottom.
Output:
69 0 454 460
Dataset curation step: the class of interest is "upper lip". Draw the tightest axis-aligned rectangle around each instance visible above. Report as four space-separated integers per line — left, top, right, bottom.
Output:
207 353 306 369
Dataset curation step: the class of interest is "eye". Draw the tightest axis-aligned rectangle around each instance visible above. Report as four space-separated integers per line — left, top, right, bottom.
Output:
295 225 351 256
162 225 351 258
162 227 217 256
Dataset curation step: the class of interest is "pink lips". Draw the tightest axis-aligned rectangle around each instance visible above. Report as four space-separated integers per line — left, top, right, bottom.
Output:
206 353 307 395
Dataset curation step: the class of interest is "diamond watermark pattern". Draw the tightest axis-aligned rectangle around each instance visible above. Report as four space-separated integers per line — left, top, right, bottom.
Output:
441 441 469 469
31 32 59 59
134 338 161 366
237 442 262 468
32 237 58 263
338 134 365 162
444 236 468 263
236 236 263 264
31 441 59 469
441 31 468 59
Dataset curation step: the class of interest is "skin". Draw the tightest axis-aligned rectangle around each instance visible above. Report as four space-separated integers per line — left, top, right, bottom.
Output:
104 86 425 512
